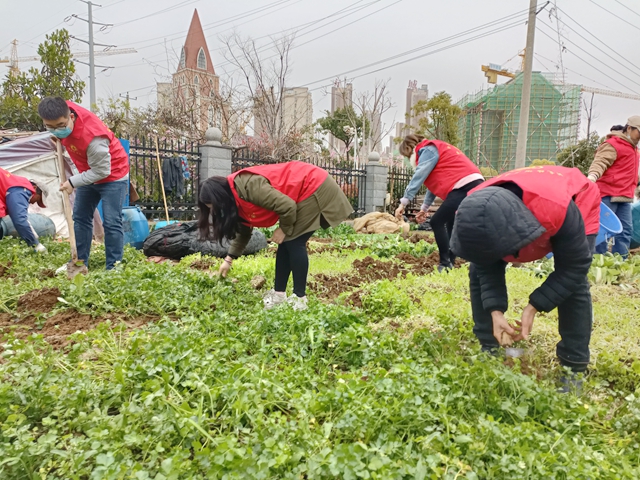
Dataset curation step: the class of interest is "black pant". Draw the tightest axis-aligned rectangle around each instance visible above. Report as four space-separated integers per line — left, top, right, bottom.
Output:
469 236 596 372
430 179 483 266
274 231 315 297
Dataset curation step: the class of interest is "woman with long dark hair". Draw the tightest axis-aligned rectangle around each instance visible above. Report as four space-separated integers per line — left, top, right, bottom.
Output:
396 134 484 272
198 161 353 310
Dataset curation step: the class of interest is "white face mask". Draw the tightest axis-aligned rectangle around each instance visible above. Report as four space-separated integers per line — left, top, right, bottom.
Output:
409 152 417 168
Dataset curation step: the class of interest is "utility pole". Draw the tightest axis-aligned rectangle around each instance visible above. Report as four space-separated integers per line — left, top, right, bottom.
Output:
514 0 538 169
73 2 113 112
119 92 137 120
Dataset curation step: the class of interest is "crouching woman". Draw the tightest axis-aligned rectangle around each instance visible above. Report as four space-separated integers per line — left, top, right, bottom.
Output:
198 161 353 311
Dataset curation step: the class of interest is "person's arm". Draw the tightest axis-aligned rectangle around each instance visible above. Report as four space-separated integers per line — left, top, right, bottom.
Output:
587 143 616 182
400 145 439 206
226 223 253 258
68 137 112 187
235 174 298 236
421 191 437 212
474 261 509 313
528 201 593 312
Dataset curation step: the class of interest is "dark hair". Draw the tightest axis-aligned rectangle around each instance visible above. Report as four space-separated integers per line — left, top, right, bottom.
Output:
198 176 244 243
38 96 71 120
611 124 625 131
399 134 425 157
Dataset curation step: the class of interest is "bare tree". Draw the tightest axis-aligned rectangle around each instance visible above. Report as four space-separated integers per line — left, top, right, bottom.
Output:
582 92 598 139
222 33 303 159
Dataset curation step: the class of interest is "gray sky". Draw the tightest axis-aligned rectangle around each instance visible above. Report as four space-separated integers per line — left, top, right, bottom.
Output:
2 0 640 144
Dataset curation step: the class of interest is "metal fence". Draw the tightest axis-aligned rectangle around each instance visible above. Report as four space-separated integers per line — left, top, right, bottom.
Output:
127 137 201 220
387 164 426 214
231 149 367 217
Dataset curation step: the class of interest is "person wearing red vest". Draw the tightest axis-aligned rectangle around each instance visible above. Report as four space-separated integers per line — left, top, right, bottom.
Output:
588 116 640 258
37 96 130 270
197 162 353 311
450 166 601 392
396 135 483 272
0 168 47 252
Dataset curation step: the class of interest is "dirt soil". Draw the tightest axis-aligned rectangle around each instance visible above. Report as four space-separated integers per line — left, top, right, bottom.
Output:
0 309 162 350
309 253 464 302
0 262 12 278
17 287 61 313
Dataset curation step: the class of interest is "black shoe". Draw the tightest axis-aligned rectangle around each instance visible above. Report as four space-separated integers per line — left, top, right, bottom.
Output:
558 373 583 395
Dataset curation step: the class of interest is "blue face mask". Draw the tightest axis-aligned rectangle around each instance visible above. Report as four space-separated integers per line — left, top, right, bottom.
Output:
47 126 72 139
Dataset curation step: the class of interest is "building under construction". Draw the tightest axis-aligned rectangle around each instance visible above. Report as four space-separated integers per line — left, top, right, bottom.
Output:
457 72 581 172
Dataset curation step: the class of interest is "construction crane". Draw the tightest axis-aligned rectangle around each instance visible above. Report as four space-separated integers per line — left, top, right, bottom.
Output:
0 39 136 74
579 86 640 101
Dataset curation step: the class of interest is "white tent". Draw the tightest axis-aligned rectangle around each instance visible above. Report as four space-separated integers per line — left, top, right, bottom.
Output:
0 132 102 239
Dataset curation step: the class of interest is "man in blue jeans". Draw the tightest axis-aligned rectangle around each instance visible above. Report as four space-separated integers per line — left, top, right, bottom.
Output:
588 116 640 258
38 97 129 270
0 168 47 252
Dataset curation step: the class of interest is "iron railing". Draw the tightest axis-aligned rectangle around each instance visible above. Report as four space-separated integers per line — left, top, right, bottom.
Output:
127 136 201 220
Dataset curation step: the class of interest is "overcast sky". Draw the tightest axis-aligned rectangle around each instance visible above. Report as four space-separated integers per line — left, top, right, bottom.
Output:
2 0 640 144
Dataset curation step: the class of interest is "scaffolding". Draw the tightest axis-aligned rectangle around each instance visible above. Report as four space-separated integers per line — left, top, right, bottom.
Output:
457 72 581 172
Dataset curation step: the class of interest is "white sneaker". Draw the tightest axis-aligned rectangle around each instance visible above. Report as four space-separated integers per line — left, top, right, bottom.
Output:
288 295 308 311
263 290 287 310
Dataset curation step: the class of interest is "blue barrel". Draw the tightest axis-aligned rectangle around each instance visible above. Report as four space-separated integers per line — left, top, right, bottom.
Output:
123 206 150 249
631 201 640 249
596 201 623 246
154 220 179 230
0 213 56 239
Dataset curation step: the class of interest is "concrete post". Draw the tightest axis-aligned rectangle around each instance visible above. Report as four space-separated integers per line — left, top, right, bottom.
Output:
199 127 233 180
364 151 388 213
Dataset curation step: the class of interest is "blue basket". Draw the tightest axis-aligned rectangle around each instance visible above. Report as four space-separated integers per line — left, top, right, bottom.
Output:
631 201 640 249
595 201 623 246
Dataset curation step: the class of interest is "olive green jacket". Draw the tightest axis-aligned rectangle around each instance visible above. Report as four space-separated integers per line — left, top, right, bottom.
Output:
227 172 353 257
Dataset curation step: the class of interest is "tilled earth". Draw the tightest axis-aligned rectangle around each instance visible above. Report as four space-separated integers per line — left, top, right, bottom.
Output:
308 253 465 302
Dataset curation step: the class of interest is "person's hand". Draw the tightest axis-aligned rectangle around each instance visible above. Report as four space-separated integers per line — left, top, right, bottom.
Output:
219 258 232 277
271 227 286 245
415 211 428 224
587 174 597 182
491 311 517 346
33 243 47 254
59 181 73 195
513 304 537 341
395 204 405 220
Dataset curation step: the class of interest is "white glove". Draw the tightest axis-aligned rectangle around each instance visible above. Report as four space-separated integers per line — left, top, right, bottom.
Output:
33 243 47 254
587 174 598 182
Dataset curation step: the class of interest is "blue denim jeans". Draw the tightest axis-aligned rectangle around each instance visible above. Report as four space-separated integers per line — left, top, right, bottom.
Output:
5 187 38 247
73 181 127 269
595 197 633 258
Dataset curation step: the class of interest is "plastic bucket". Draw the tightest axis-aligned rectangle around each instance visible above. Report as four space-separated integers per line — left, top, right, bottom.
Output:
595 201 623 246
123 206 150 249
0 213 56 240
154 220 179 230
631 201 640 249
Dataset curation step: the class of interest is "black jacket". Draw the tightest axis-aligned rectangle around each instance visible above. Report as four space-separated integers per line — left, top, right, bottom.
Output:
451 186 594 313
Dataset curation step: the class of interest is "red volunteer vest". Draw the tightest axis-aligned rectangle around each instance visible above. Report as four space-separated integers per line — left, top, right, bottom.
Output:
61 101 129 183
596 136 639 198
414 139 481 200
470 166 601 263
228 161 328 227
0 168 34 217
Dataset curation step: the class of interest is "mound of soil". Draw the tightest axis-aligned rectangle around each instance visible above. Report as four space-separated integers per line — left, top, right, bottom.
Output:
0 262 12 277
17 288 61 313
309 252 464 302
0 309 162 350
401 231 435 244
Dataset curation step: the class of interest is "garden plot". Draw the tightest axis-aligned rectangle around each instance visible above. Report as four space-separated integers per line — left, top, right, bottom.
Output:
2 228 640 479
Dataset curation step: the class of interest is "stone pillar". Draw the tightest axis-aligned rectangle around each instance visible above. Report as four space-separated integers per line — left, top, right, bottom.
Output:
199 127 233 180
364 152 388 213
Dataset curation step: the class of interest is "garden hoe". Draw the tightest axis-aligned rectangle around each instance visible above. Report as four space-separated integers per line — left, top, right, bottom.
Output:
56 140 88 279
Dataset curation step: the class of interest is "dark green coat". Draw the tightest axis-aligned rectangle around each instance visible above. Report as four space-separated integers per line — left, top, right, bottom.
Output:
227 172 353 257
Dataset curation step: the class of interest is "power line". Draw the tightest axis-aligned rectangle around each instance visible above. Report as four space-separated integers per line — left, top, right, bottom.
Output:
535 51 613 89
537 18 640 87
307 18 527 92
614 0 640 20
301 8 530 88
554 5 640 78
586 0 640 32
536 25 640 94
